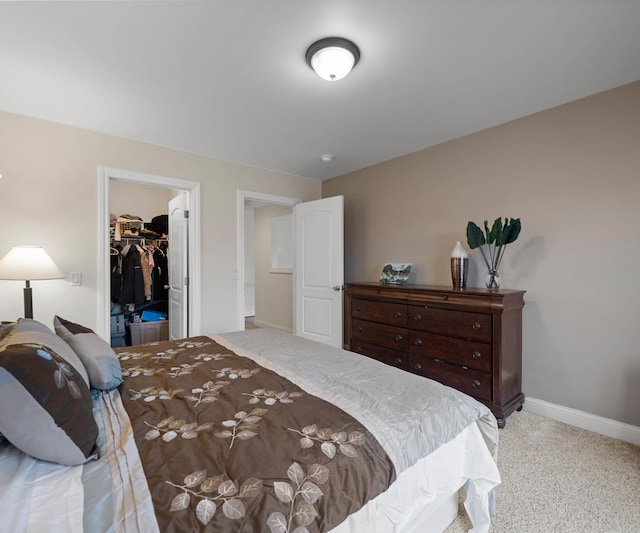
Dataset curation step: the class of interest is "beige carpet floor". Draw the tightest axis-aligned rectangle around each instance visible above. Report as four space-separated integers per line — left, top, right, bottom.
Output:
445 410 640 532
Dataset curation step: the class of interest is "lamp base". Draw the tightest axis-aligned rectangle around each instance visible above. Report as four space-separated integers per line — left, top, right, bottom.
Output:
24 281 33 319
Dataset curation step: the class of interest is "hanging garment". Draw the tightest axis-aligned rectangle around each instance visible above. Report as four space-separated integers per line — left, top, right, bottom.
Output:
152 246 169 302
110 248 123 303
118 245 146 308
139 246 152 302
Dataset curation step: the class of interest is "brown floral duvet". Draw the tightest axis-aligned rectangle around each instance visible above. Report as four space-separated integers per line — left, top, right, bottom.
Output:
116 336 396 532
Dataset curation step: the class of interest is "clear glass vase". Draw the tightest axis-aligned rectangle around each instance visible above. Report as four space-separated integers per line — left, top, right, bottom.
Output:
485 269 500 289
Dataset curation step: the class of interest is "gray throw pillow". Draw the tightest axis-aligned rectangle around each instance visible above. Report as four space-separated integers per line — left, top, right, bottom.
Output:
0 341 98 465
53 316 123 390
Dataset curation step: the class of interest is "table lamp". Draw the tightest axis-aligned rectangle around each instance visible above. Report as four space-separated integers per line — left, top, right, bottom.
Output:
0 246 64 319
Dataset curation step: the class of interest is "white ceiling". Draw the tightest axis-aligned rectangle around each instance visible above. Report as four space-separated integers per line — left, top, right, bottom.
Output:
1 1 639 181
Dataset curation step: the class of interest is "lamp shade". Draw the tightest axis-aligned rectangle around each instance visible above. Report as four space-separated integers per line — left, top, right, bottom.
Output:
0 246 64 281
306 37 360 81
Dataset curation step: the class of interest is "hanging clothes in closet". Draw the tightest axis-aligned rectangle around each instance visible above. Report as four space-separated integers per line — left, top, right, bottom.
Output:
118 244 149 308
152 244 169 302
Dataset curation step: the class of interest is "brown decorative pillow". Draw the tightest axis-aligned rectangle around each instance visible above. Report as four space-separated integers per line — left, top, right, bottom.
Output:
54 316 122 390
0 341 98 465
0 318 89 387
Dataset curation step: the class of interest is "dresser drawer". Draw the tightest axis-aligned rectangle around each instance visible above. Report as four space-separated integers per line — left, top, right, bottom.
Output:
351 319 408 350
408 354 492 402
350 339 408 370
352 298 408 327
407 306 491 342
408 331 491 372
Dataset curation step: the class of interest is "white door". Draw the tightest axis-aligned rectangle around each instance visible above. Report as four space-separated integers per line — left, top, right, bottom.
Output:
168 193 189 339
294 195 344 347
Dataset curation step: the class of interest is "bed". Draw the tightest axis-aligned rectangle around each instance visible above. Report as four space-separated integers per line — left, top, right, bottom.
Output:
0 318 500 532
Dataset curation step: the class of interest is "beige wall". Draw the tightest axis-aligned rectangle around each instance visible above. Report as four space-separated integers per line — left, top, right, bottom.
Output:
110 181 177 223
253 205 293 332
323 82 640 427
0 111 321 334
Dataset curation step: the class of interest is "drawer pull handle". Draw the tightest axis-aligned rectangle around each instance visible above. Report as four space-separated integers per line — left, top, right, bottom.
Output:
356 326 363 332
472 380 481 388
472 351 482 359
414 363 422 372
395 334 403 341
356 306 362 312
394 358 403 366
472 322 482 330
414 339 423 346
414 314 422 321
355 347 363 353
441 295 448 300
394 311 403 318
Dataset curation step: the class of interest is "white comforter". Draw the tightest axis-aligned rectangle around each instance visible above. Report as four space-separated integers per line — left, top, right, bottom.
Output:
0 329 500 533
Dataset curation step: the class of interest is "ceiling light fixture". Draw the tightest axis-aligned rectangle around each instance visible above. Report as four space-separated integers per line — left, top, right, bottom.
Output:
305 37 360 81
320 154 334 162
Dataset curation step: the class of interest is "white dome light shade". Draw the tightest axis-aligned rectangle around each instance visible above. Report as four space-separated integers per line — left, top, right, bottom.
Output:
306 37 360 81
310 46 355 81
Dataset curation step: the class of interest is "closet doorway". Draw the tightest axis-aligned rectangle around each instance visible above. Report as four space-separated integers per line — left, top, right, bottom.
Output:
97 167 201 342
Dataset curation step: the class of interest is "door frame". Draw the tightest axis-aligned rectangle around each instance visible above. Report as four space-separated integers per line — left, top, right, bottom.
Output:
236 190 301 331
97 166 201 341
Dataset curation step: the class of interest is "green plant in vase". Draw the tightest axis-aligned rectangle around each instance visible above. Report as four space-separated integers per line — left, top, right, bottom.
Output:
466 217 521 289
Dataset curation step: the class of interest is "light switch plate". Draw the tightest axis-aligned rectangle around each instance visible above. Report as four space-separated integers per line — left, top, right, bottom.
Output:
70 272 82 286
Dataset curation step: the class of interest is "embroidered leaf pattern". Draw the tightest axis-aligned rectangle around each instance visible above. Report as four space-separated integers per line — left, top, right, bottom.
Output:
170 492 190 511
307 464 330 485
117 350 150 361
120 365 164 378
223 498 246 519
150 350 178 364
167 471 262 525
274 481 294 503
294 501 317 527
214 408 265 449
192 352 230 362
144 417 214 441
267 512 288 533
31 345 84 399
168 362 203 377
129 387 184 402
268 463 328 533
176 340 212 350
185 470 208 488
54 369 65 389
288 426 365 459
288 462 305 485
185 380 230 407
196 499 216 525
244 389 303 405
215 366 261 380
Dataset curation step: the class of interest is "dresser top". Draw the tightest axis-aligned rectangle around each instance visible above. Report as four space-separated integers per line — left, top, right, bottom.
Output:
346 282 525 297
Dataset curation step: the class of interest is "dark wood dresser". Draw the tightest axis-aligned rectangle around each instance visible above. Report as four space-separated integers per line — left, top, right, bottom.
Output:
345 282 525 427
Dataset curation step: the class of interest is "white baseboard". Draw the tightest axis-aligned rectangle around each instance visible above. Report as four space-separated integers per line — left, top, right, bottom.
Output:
252 319 292 334
524 397 640 446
